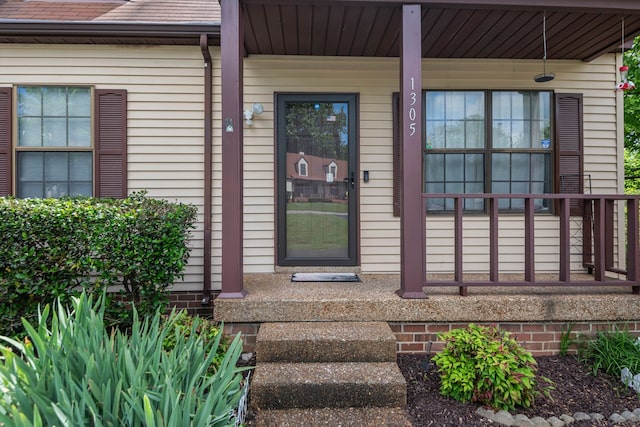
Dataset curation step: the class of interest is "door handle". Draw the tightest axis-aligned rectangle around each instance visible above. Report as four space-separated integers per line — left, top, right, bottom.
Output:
350 171 355 189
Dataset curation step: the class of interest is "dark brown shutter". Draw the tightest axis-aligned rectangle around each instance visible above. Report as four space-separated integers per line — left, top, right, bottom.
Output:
555 93 584 216
392 92 401 217
95 89 127 198
0 87 12 197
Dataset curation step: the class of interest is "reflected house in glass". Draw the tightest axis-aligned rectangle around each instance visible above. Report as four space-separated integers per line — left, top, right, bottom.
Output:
286 152 348 203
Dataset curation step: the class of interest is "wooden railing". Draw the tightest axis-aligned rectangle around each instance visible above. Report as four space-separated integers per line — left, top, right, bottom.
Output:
421 193 640 296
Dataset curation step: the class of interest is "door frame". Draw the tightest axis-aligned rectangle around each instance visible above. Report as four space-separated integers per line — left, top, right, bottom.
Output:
275 93 359 266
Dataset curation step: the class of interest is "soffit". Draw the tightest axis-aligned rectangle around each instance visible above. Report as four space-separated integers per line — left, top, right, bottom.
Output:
242 2 640 61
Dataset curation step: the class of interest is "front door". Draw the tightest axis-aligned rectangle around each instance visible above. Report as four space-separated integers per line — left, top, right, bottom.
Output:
276 94 358 266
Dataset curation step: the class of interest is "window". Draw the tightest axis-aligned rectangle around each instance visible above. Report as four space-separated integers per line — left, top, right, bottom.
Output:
424 90 552 212
298 158 308 176
0 86 127 199
16 86 92 198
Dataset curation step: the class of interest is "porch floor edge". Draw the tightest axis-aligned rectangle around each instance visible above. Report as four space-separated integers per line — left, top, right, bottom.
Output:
213 273 640 324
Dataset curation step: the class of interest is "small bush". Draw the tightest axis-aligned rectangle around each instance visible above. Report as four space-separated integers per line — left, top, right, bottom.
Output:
432 323 550 411
577 328 640 377
162 311 229 371
0 192 197 336
0 292 247 426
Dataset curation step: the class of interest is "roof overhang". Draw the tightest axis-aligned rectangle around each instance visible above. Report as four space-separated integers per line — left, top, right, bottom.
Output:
0 20 220 46
240 0 640 61
2 0 640 61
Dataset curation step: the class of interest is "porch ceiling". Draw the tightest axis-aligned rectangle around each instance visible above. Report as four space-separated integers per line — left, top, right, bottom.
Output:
242 1 640 61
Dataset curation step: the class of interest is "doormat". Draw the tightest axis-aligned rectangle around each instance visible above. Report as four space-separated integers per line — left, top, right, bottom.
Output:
291 273 361 282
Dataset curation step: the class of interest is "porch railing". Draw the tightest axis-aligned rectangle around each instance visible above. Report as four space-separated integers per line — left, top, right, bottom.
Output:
421 193 640 296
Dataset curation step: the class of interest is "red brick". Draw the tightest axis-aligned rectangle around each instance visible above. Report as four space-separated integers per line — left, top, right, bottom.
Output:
426 333 440 342
399 343 425 353
522 324 546 333
523 342 543 351
426 324 450 333
530 333 555 342
498 323 522 333
569 323 591 332
513 333 532 343
403 324 427 333
430 342 445 353
394 333 414 342
449 323 472 331
544 341 560 351
388 324 402 333
413 334 429 342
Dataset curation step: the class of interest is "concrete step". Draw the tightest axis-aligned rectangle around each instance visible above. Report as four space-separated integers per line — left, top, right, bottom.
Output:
254 407 412 426
250 361 407 410
256 321 397 363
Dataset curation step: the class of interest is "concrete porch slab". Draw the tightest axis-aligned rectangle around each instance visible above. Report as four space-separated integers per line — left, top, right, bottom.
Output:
213 273 640 324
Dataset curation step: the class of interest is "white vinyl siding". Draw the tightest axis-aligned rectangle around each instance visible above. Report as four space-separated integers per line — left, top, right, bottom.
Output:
242 54 621 275
0 44 212 290
0 45 622 287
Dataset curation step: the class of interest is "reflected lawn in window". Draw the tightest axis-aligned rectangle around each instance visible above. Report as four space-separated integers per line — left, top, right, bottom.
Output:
286 203 348 253
286 201 348 213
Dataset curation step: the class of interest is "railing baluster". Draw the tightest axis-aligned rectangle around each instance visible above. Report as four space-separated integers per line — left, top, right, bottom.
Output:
593 198 605 281
524 197 535 283
605 200 615 271
582 199 593 271
559 198 570 282
489 197 499 282
627 198 640 294
454 197 466 296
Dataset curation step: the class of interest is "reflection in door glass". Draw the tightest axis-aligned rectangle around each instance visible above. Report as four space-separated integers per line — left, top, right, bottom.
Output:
285 102 349 259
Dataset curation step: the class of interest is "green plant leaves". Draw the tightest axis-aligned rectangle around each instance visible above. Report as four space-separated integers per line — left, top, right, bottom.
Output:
577 327 640 377
0 292 247 426
0 193 198 336
432 323 551 411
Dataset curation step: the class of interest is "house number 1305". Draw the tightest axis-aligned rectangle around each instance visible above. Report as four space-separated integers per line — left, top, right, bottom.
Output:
408 77 417 137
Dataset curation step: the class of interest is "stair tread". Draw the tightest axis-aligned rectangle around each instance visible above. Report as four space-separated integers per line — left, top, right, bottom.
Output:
257 321 395 342
254 407 412 427
256 321 397 363
253 361 406 385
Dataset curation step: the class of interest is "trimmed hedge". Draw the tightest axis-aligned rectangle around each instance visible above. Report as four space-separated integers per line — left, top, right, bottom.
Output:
0 192 197 336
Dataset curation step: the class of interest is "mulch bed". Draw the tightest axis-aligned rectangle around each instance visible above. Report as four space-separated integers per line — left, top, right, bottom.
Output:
399 354 640 426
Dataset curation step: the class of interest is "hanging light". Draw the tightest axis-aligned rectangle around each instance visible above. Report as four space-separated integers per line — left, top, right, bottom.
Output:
616 17 635 92
534 12 555 83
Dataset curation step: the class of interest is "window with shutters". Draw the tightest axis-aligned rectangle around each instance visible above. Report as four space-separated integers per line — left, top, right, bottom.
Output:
0 86 127 199
424 90 553 213
16 86 93 198
392 91 584 216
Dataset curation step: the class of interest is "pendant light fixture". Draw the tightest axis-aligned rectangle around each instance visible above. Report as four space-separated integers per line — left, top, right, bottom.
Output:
615 16 635 92
534 12 555 83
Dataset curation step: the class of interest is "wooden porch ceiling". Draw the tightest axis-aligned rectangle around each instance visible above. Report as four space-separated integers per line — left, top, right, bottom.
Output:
242 1 640 61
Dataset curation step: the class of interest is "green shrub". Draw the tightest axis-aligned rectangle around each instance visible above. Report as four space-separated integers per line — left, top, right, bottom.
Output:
0 197 98 336
0 192 197 336
162 311 229 371
0 292 247 426
577 328 640 377
432 323 550 411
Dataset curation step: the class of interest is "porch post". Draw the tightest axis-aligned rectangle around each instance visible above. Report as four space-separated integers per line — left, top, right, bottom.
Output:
218 0 247 298
397 4 426 299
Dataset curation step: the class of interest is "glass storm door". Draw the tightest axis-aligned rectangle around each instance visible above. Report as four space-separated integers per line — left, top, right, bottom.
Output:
277 94 358 266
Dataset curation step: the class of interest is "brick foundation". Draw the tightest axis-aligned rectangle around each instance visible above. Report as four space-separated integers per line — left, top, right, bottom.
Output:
220 321 640 357
389 321 640 357
167 291 217 318
223 323 260 354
